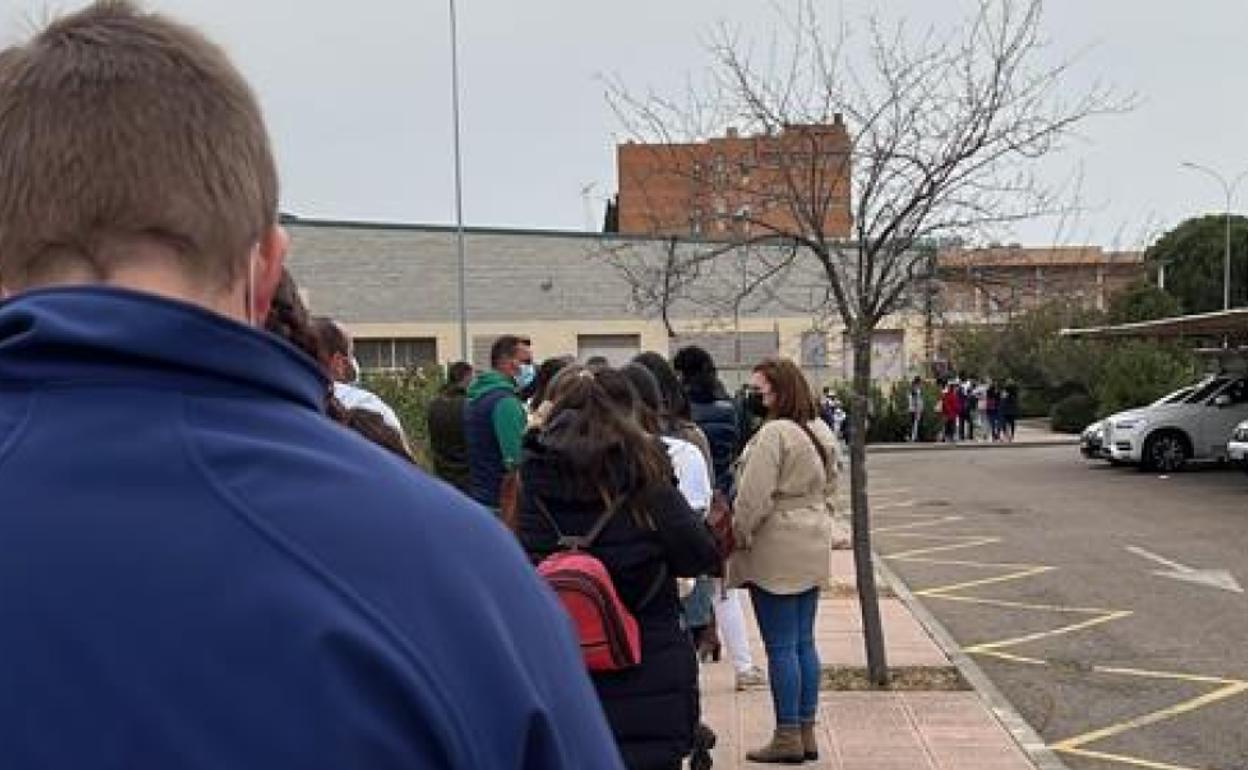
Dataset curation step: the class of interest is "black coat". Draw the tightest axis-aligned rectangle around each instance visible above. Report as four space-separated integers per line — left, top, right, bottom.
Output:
425 387 471 492
685 378 740 494
517 434 720 770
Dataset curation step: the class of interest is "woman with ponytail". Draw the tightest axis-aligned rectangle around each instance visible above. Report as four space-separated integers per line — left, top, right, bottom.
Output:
516 365 719 770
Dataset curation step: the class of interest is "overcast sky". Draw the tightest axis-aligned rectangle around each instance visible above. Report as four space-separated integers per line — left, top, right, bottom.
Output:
3 0 1246 248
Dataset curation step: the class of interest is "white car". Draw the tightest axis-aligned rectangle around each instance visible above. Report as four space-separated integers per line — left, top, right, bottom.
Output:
1081 386 1194 464
1103 375 1248 472
1229 419 1248 472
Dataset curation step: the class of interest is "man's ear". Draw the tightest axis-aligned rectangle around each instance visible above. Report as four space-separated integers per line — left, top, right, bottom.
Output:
250 224 289 323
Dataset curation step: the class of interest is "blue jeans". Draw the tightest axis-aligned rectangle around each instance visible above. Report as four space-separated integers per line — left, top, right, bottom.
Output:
749 586 820 726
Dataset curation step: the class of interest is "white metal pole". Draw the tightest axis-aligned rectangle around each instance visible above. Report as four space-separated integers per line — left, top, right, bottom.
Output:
450 0 469 360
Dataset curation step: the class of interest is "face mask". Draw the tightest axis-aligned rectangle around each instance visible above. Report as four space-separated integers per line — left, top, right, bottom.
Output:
516 363 537 390
349 356 362 384
244 254 257 325
745 390 768 418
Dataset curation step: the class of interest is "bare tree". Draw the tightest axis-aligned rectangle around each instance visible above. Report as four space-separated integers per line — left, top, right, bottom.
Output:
606 0 1130 684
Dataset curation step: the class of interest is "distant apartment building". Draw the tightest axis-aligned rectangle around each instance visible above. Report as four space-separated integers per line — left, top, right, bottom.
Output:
614 118 853 238
937 245 1147 322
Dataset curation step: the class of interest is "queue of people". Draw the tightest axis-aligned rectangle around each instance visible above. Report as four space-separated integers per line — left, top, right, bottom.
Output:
421 343 840 768
0 4 840 768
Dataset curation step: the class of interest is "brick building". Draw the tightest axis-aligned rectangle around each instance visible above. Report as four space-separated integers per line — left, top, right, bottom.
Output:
936 246 1147 322
614 119 853 238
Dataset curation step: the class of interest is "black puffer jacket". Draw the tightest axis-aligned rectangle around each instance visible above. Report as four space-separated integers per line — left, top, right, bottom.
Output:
686 378 740 493
517 433 720 770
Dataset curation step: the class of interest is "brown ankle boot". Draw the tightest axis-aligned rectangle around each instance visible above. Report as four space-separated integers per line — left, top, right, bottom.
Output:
800 721 819 761
746 726 805 764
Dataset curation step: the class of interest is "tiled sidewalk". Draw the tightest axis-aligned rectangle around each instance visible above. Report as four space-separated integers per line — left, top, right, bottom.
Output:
697 551 1039 769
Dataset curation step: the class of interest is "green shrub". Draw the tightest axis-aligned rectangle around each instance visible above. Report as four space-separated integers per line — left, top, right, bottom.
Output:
361 366 445 469
1093 341 1199 418
823 380 942 443
1050 393 1098 434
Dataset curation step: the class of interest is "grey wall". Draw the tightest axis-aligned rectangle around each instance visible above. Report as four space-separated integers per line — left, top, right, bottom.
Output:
284 220 837 325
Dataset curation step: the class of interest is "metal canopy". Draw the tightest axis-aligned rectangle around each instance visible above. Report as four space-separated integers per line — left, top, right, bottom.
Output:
1059 308 1248 342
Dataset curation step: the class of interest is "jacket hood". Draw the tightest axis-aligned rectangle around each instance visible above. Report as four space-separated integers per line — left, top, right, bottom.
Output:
468 370 518 401
0 285 327 411
685 376 731 404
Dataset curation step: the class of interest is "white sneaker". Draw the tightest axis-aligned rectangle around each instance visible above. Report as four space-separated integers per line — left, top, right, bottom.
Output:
735 666 767 691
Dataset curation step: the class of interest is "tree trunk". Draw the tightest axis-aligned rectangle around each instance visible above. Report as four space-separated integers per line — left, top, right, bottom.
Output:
850 327 889 686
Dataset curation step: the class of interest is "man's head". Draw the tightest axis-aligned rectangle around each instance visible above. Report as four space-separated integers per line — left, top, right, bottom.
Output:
312 317 355 384
447 361 474 390
490 335 533 384
0 1 285 322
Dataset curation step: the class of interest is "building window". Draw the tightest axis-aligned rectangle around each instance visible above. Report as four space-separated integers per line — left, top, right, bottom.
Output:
577 334 641 367
355 338 438 372
801 331 829 368
669 331 780 388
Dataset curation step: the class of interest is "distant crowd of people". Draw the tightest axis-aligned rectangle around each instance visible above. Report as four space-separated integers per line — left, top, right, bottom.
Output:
928 376 1021 443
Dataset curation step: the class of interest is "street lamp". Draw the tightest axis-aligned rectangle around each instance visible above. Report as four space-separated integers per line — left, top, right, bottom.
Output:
449 0 469 360
1180 161 1248 311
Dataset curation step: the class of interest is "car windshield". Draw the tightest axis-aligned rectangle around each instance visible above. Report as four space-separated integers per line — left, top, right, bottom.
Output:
1152 386 1194 406
1182 377 1231 404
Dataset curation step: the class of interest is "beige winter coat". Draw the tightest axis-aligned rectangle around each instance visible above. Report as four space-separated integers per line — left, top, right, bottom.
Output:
727 418 837 595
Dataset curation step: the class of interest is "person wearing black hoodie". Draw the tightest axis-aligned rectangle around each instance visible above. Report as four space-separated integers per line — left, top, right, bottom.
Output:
672 346 741 493
517 365 720 770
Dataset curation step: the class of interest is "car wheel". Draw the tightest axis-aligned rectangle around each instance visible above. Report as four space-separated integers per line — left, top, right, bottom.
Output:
1143 432 1188 473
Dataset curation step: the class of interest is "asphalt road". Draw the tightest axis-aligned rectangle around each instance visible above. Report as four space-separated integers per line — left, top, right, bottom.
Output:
869 446 1248 770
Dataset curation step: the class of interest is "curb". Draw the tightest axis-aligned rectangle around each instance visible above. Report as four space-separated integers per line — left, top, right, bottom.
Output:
873 554 1074 770
868 439 1077 454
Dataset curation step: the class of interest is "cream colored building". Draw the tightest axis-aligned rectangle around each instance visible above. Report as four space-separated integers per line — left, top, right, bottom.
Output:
284 218 930 387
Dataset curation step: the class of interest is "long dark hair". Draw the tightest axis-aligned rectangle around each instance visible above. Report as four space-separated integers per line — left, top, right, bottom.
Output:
346 408 415 464
672 344 727 400
537 364 672 524
633 351 692 424
525 355 573 407
265 269 348 423
609 365 662 435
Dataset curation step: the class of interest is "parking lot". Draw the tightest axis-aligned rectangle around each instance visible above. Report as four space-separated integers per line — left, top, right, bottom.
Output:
871 445 1248 770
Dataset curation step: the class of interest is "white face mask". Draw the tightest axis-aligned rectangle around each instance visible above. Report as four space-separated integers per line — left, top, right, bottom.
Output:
349 356 362 384
244 255 257 326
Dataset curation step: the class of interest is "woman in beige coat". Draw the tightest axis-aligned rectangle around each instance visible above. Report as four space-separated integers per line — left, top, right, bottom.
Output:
728 358 837 764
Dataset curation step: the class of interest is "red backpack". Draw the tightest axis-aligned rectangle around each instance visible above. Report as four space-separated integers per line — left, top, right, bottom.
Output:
534 498 662 673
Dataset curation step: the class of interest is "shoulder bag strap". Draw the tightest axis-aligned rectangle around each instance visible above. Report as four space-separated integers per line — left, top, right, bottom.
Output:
634 563 669 611
790 419 830 478
536 490 625 551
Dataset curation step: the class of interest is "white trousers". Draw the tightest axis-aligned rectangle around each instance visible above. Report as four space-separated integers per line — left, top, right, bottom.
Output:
713 582 754 673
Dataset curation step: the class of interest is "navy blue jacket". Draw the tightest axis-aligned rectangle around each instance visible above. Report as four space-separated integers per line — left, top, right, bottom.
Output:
686 380 740 494
0 287 623 770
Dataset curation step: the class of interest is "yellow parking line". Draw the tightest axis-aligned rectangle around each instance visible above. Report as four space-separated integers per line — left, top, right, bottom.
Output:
1053 747 1209 770
874 515 963 533
919 566 1056 596
878 510 1248 770
925 593 1124 615
886 537 1000 560
1052 673 1248 751
964 610 1133 660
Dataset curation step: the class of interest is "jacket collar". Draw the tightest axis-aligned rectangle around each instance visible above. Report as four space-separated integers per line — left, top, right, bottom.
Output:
0 286 327 411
